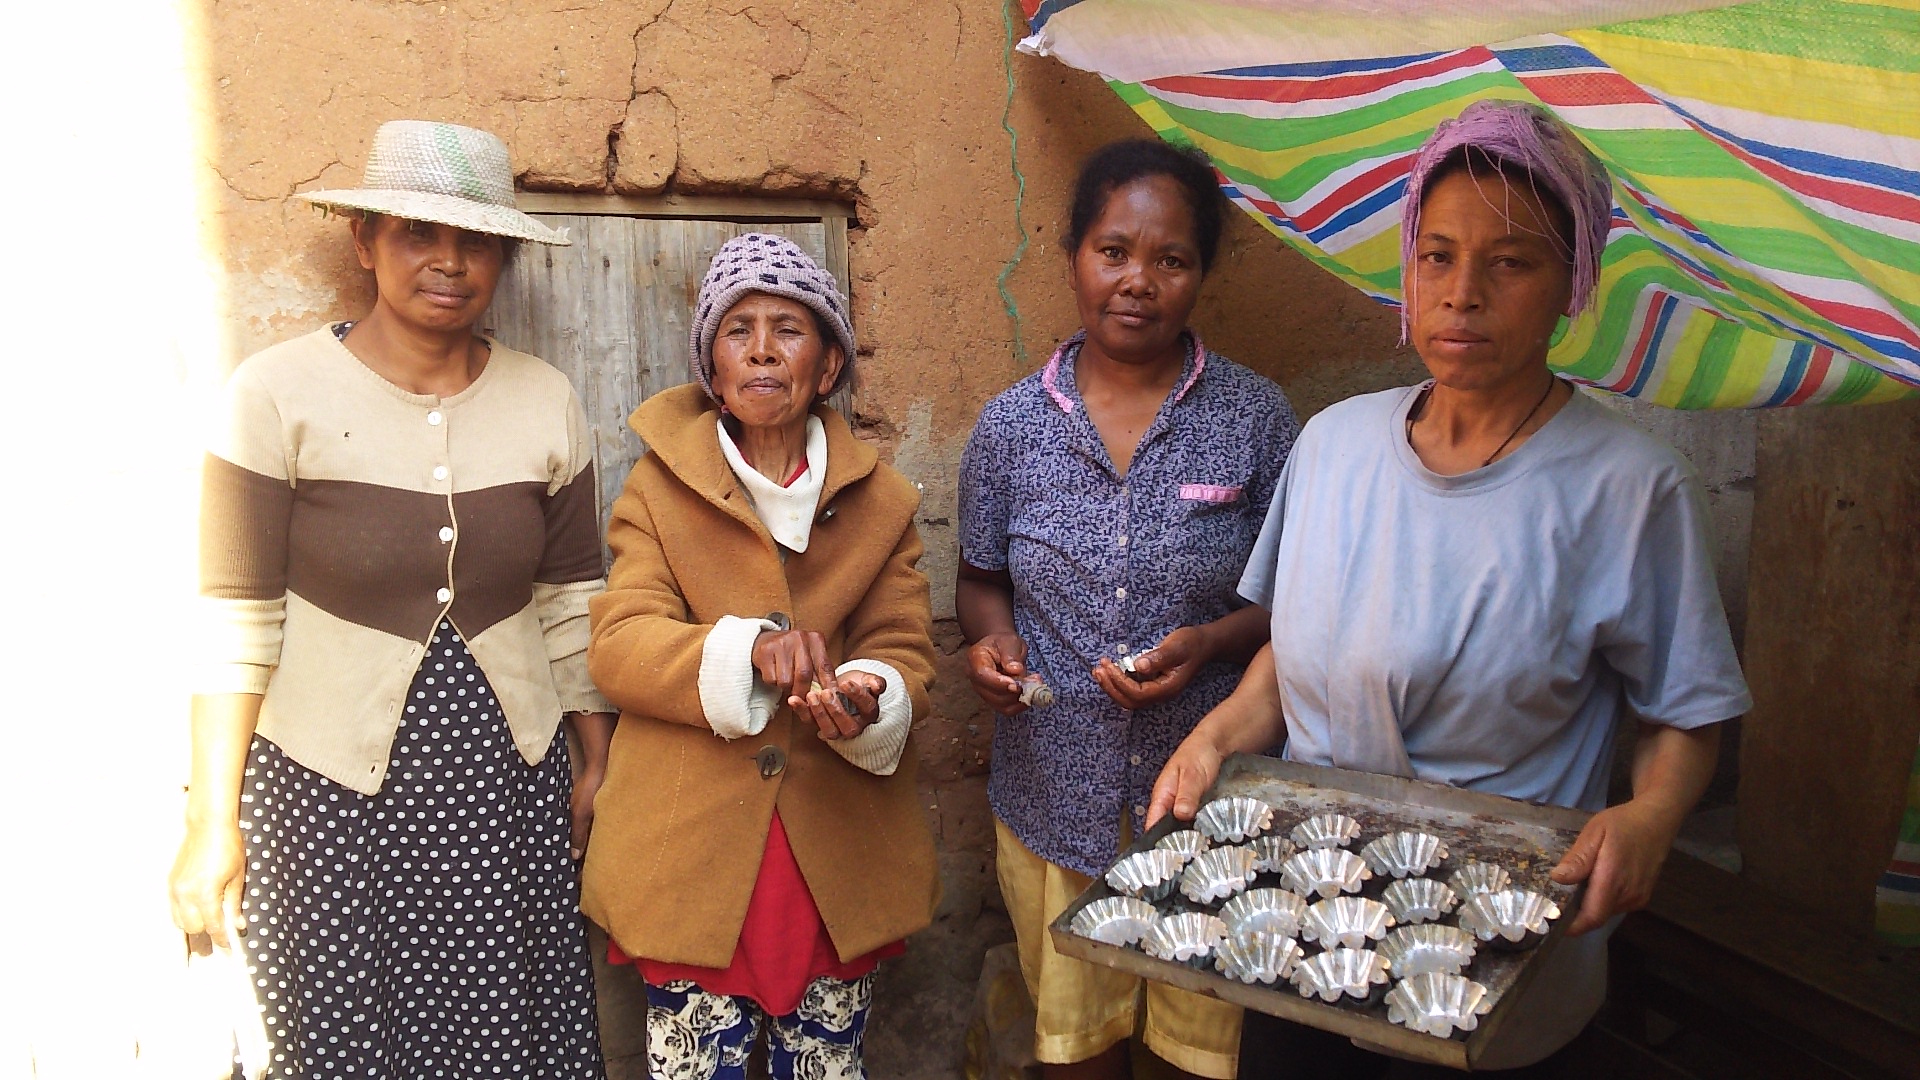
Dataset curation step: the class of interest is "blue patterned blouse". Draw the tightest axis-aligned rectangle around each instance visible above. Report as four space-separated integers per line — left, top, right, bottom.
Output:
959 331 1299 876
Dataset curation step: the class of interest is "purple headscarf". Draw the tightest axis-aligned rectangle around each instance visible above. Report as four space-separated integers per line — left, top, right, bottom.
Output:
1400 100 1613 342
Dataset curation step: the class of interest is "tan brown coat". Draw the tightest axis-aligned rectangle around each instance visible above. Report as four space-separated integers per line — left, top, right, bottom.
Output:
581 384 939 966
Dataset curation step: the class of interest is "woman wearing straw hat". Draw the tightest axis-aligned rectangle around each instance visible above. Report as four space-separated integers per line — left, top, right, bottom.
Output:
169 120 610 1077
581 232 939 1080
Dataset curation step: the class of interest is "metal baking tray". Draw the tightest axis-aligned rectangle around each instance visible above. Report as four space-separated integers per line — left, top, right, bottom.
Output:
1049 754 1591 1070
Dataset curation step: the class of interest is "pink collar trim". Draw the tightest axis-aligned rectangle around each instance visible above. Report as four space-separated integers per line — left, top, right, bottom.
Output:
1040 332 1207 416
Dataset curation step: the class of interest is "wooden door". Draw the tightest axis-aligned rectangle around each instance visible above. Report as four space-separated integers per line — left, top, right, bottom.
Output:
484 215 849 540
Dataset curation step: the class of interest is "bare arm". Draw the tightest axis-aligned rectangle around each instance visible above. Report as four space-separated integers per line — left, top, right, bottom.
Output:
956 562 1016 642
957 562 1031 716
1145 641 1288 826
1551 719 1723 934
566 710 616 860
168 693 262 950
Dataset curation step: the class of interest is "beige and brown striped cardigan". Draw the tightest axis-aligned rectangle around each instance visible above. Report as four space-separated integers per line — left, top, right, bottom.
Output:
199 325 611 794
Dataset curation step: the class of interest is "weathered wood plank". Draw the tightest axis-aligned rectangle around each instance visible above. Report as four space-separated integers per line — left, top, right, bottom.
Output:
1619 850 1920 1078
1738 399 1920 930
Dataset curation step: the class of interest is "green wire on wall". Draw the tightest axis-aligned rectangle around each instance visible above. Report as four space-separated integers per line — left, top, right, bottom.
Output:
997 0 1031 368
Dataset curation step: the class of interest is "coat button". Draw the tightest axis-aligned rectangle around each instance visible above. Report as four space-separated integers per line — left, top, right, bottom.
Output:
755 745 787 779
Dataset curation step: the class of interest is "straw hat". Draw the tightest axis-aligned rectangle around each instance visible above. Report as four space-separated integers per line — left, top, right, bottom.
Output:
292 120 570 246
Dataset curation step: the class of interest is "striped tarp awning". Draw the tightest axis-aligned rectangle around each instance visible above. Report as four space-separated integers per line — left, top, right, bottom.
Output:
1021 1 1920 408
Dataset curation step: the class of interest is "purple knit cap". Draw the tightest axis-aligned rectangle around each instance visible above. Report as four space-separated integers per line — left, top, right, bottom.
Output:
1400 100 1614 342
689 232 855 402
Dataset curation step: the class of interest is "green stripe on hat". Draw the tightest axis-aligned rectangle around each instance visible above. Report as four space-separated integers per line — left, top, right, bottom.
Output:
433 123 489 202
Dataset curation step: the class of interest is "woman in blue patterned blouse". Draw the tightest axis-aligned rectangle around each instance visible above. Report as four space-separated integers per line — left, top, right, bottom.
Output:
956 140 1299 1080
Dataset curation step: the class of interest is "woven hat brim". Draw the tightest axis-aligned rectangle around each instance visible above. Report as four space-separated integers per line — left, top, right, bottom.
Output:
293 188 571 246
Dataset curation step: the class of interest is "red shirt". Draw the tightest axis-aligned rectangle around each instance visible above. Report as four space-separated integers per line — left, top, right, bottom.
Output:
608 457 905 1014
614 812 904 1014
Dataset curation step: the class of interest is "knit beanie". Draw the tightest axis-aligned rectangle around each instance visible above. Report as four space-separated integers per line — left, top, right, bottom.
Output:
689 232 856 401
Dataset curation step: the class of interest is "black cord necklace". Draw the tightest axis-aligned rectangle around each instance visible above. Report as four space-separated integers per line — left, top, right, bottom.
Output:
1406 375 1559 469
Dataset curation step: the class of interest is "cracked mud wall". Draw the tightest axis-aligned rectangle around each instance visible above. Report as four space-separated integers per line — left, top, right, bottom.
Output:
198 1 1429 1075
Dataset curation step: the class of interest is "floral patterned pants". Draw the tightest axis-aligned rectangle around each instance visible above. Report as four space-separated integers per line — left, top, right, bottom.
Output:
644 974 874 1080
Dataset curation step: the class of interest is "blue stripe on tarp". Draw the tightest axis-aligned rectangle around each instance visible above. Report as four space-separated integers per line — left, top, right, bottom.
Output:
1628 294 1679 398
1878 871 1920 894
1305 178 1408 245
1491 43 1606 73
1664 98 1920 198
1024 0 1084 32
1213 52 1446 80
1763 343 1815 406
1845 327 1920 368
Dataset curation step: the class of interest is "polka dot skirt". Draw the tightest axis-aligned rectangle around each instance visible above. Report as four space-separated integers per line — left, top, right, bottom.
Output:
237 622 604 1078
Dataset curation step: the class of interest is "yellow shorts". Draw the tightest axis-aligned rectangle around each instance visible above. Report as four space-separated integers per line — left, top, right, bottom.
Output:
994 818 1242 1078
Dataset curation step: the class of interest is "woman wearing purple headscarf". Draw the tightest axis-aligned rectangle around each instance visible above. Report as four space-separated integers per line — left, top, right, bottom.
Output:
1149 101 1751 1076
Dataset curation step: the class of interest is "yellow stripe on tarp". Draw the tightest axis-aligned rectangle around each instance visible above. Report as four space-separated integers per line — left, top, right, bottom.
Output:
1854 370 1919 404
1610 173 1920 334
1571 30 1920 140
1654 306 1718 401
1718 333 1784 408
1181 88 1537 184
1128 93 1183 138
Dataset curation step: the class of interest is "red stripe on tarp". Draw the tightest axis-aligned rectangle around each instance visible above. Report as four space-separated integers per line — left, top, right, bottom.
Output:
1797 295 1920 350
1516 70 1661 109
1672 122 1920 227
1236 189 1298 227
1290 157 1411 232
1146 49 1486 105
1743 151 1920 227
1620 185 1713 240
1606 292 1670 393
1780 348 1835 406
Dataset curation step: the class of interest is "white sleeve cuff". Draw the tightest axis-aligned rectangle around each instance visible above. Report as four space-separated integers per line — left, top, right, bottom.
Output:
699 615 782 739
193 595 285 696
827 659 914 776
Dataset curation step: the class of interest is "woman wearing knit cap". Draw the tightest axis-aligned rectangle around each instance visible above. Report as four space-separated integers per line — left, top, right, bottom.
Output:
1151 101 1751 1076
582 233 938 1080
169 120 608 1076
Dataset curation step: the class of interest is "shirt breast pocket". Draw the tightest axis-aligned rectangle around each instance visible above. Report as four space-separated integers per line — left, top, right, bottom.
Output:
1177 483 1245 506
1172 479 1255 553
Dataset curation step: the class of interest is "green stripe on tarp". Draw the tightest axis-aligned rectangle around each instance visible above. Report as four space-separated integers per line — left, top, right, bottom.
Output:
1596 1 1920 74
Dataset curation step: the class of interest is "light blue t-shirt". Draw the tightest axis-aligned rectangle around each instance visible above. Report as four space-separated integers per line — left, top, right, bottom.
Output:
1238 382 1751 1067
1240 382 1751 810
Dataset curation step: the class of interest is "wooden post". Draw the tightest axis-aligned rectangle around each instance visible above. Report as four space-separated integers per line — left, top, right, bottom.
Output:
1738 399 1920 931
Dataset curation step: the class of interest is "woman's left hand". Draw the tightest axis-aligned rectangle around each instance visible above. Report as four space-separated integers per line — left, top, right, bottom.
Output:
569 764 605 861
1549 799 1680 934
796 670 885 741
1091 626 1212 709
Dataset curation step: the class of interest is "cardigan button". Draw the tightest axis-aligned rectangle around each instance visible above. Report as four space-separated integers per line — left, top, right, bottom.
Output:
755 745 786 779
